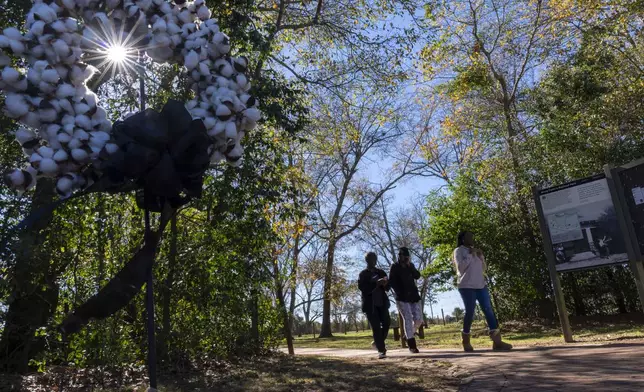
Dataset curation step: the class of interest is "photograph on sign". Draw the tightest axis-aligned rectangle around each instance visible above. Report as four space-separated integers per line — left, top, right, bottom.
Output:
617 164 644 256
540 176 628 271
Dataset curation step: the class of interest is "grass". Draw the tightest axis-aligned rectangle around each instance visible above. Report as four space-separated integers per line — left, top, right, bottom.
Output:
4 355 462 392
289 318 644 350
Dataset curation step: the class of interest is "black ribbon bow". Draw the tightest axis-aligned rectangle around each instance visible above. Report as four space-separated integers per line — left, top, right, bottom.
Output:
102 99 212 211
58 100 212 334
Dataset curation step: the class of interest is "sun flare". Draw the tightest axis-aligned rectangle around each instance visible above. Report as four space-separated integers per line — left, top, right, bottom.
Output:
106 45 128 63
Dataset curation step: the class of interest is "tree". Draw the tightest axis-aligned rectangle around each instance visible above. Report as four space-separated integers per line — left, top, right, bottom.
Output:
420 0 576 318
308 83 432 337
358 197 437 315
452 307 465 321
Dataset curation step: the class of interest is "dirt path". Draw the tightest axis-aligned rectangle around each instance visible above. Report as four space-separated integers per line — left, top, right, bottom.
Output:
291 341 644 391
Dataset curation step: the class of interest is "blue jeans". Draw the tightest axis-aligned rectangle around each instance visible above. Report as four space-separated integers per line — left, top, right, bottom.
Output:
458 287 499 334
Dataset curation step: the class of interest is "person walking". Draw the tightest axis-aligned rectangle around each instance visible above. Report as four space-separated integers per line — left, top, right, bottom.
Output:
358 252 391 359
454 231 512 352
389 247 423 353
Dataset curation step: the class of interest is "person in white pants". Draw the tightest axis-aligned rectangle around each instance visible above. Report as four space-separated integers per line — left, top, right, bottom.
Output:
389 247 423 353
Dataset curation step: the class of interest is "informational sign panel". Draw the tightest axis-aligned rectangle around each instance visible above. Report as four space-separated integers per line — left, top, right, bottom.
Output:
617 164 644 257
538 175 628 272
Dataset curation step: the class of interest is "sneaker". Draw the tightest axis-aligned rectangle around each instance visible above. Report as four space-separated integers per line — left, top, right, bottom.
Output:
378 351 387 359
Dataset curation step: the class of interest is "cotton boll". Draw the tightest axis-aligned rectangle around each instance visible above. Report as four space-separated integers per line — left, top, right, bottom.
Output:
184 49 199 70
61 114 76 127
186 100 198 110
215 105 232 121
74 103 90 115
167 21 180 35
224 121 237 139
75 115 92 130
51 20 67 34
73 128 90 141
52 39 71 58
197 6 211 21
2 67 21 84
57 131 72 143
213 120 227 135
85 91 98 108
9 39 26 55
198 61 211 77
56 175 74 197
56 84 76 99
235 74 249 90
39 158 59 176
53 149 69 162
178 8 194 24
198 99 210 110
214 59 233 77
33 4 57 23
30 152 43 168
4 169 27 187
4 94 29 118
190 107 208 119
71 148 89 163
104 143 118 155
59 100 74 115
30 21 46 37
39 68 59 84
68 138 82 150
152 17 167 32
47 124 61 136
203 116 217 129
90 130 110 143
37 146 54 159
3 28 22 41
244 107 261 123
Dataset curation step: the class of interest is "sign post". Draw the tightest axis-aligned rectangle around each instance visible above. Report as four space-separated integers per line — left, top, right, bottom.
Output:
605 163 644 312
533 186 574 343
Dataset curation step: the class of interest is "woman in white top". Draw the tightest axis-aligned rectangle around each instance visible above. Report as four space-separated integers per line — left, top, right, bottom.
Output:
453 231 512 352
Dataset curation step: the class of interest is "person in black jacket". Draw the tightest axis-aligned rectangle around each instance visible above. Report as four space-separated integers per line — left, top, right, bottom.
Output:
358 252 391 359
389 247 422 353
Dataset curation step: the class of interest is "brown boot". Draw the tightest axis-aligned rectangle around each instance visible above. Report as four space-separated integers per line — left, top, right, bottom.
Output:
490 330 512 351
461 332 474 352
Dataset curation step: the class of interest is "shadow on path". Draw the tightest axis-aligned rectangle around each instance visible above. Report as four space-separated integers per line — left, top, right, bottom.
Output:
294 341 644 392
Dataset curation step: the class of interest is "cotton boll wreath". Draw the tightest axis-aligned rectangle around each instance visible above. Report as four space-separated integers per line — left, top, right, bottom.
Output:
0 1 262 383
1 0 260 204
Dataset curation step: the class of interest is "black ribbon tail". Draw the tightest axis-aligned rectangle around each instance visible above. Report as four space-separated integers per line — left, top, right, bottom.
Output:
59 203 176 335
60 233 160 335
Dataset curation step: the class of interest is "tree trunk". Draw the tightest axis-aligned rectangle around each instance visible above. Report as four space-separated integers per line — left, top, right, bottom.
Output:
0 181 57 373
288 235 300 336
160 215 178 359
274 257 294 355
319 239 336 338
566 273 587 316
606 268 628 314
250 287 260 345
